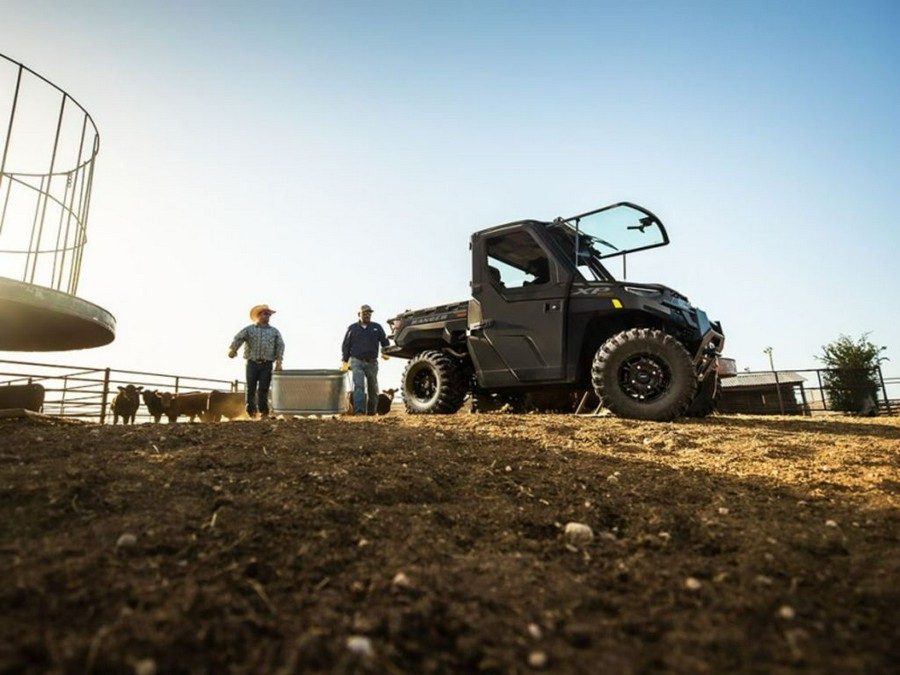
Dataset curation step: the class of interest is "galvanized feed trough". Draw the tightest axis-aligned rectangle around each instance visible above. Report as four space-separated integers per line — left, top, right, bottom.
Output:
272 369 347 415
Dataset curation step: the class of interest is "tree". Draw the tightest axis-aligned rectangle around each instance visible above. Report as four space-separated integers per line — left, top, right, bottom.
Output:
817 334 888 415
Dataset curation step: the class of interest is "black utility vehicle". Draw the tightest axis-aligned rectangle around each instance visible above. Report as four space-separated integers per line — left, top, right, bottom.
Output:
385 202 726 421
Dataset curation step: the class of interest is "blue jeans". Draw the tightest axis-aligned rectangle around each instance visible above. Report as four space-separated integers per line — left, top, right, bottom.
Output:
245 360 273 416
350 357 379 415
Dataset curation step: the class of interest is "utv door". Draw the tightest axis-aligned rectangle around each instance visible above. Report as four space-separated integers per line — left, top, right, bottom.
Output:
468 226 570 387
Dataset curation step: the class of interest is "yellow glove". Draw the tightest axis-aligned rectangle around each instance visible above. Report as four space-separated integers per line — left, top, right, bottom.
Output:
340 361 350 372
274 359 283 371
228 348 237 359
381 354 390 360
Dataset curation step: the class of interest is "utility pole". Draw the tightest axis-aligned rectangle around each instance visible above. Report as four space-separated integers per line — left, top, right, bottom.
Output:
764 347 785 414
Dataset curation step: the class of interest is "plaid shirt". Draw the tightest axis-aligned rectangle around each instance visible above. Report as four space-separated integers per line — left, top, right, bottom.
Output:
230 324 285 361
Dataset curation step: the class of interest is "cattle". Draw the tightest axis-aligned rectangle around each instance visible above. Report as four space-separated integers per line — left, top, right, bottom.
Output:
0 383 45 412
142 390 165 423
204 391 248 422
158 391 210 423
376 388 397 415
345 388 397 415
110 384 143 424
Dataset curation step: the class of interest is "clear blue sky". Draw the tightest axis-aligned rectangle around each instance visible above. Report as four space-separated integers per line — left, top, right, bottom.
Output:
2 0 898 388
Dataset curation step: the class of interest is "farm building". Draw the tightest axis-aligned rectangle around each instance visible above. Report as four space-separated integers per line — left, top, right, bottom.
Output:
719 371 809 415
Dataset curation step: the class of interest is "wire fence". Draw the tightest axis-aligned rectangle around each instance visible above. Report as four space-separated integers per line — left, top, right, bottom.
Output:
0 358 240 423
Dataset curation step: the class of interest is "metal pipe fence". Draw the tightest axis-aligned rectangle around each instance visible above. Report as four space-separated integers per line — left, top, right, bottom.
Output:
0 358 241 423
2 359 898 421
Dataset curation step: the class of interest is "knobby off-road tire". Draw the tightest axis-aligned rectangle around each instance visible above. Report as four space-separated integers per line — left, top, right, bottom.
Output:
592 328 697 421
684 371 720 418
402 350 468 414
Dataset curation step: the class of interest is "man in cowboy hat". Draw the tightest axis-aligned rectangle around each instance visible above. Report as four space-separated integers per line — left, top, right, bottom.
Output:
341 303 390 415
229 304 285 419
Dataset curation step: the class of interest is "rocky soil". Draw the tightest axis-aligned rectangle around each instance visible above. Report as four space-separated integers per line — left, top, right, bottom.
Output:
1 411 898 674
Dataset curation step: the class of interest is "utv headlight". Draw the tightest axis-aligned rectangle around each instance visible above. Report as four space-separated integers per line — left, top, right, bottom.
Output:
623 286 662 298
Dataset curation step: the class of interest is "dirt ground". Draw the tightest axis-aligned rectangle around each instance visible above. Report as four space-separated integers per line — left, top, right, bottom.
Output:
1 410 898 674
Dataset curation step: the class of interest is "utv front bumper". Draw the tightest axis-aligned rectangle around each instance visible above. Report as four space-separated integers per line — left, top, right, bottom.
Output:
693 316 725 381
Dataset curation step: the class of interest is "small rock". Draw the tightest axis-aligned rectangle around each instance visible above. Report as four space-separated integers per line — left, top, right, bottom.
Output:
116 533 138 549
346 635 373 657
528 650 548 668
563 522 594 547
825 520 838 528
684 577 702 591
778 605 796 620
527 622 543 640
133 658 157 675
391 572 412 590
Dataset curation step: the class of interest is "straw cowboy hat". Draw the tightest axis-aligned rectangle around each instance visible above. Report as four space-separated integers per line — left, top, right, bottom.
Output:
249 304 276 321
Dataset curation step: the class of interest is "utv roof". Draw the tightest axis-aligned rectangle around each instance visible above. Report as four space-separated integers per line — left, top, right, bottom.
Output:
473 201 670 261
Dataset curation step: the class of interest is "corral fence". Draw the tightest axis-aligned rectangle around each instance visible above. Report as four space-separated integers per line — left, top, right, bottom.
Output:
2 358 898 421
0 358 242 424
719 366 898 417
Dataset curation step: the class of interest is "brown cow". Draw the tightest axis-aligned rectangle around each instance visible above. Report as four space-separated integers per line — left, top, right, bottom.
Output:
0 383 45 412
142 390 165 423
204 391 248 422
111 384 143 424
158 391 210 423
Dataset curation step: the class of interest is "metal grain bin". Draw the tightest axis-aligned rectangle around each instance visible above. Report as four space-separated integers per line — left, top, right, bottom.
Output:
272 369 347 415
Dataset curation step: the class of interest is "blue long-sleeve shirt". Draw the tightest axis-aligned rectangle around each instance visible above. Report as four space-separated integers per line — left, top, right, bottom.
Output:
230 324 285 361
342 321 389 361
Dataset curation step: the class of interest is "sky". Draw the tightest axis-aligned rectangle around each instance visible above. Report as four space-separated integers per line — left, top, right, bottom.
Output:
1 0 899 392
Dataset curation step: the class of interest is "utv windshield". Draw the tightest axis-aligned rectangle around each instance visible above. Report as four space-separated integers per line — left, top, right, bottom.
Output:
547 202 668 281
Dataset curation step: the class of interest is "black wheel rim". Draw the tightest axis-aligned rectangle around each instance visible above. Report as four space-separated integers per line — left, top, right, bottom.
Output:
618 354 671 401
411 366 437 402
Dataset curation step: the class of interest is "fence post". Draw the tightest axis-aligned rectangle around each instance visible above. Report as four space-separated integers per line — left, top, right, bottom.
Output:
60 374 68 417
877 365 892 415
816 369 827 411
100 368 111 424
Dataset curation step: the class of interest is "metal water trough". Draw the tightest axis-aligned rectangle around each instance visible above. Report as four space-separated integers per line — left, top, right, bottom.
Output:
272 369 347 415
